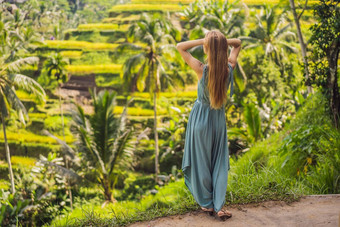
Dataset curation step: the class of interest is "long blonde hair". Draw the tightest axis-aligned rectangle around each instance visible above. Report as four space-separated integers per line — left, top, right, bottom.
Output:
203 30 229 110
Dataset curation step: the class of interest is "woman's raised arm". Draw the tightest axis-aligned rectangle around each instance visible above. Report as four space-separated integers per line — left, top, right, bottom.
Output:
176 39 205 80
227 38 242 69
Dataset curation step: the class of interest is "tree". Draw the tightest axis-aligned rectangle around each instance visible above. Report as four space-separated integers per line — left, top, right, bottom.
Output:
240 4 297 69
288 0 313 94
0 56 46 194
118 13 181 177
308 0 340 128
0 6 46 195
70 89 147 202
180 0 245 40
44 52 69 141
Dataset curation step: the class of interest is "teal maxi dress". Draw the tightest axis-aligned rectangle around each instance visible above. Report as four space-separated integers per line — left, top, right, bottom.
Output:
182 63 234 213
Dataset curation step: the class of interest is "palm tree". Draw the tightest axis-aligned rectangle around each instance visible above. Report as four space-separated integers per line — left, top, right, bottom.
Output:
118 13 181 177
0 55 46 194
44 53 71 205
0 8 46 194
44 52 69 141
181 0 245 40
70 89 149 202
240 5 297 68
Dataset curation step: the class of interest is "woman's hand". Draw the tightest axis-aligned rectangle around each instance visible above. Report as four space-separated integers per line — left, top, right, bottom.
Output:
226 38 242 48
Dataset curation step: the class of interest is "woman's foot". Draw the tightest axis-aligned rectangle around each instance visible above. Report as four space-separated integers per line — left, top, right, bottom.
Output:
216 208 232 221
201 207 214 216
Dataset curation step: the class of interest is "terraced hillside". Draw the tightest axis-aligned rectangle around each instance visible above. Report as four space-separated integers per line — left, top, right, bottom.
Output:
1 0 316 190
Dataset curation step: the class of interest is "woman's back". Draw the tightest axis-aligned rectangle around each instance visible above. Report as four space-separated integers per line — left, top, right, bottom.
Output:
197 63 234 108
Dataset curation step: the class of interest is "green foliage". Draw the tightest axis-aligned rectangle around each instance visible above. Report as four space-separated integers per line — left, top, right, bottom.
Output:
0 161 70 226
44 52 69 83
276 91 340 192
287 91 332 130
159 106 190 173
0 130 74 145
119 175 156 200
71 52 113 65
306 137 340 194
0 140 59 159
308 0 340 90
243 102 262 143
180 0 246 40
69 89 146 201
44 115 72 136
278 124 326 176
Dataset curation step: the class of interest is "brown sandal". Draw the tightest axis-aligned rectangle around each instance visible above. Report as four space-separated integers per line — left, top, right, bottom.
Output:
215 208 232 221
201 207 214 216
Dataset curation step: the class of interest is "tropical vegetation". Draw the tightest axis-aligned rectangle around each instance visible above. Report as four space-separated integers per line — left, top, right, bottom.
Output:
0 0 338 226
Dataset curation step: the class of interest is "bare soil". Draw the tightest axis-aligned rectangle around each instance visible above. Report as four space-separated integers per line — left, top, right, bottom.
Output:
129 194 340 227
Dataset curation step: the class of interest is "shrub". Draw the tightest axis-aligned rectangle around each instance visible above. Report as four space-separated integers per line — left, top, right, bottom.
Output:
0 141 59 159
118 175 156 201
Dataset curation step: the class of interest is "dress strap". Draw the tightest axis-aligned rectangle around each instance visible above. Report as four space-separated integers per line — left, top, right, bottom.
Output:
228 63 234 98
203 64 208 82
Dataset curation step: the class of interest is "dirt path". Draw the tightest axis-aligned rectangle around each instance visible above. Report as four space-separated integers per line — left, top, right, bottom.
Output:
129 194 340 227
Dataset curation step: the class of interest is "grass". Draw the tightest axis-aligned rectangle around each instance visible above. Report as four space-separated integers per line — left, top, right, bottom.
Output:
16 89 38 101
108 4 182 13
50 180 200 226
77 23 129 31
42 40 118 51
102 15 141 23
66 64 122 75
131 91 197 99
130 0 193 4
0 130 74 145
11 156 36 166
114 106 168 116
60 51 83 58
0 179 9 190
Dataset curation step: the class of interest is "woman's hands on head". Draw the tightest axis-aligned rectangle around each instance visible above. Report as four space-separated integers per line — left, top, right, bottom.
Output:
176 36 242 79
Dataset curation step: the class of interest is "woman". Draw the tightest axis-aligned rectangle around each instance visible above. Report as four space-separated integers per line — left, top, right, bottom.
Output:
176 30 241 220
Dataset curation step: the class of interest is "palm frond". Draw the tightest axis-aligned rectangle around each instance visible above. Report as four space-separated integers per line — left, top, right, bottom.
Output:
5 56 39 73
2 83 27 124
37 159 82 185
42 129 80 165
8 73 46 103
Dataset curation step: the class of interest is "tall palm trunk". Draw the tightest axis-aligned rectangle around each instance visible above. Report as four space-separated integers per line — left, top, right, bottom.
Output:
2 116 15 194
58 83 73 209
289 0 313 95
102 175 114 202
152 62 160 177
153 90 159 177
